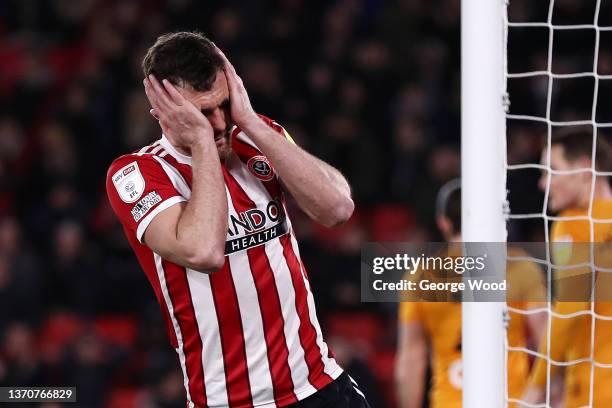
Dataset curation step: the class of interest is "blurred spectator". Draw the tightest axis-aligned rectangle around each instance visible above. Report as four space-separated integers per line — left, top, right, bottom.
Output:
0 218 44 328
0 323 44 386
60 331 126 406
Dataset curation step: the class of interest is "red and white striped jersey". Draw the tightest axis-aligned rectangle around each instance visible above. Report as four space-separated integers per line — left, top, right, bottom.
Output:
106 116 342 408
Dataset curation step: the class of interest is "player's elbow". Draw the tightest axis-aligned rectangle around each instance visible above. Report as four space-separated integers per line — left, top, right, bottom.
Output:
322 197 354 227
186 246 226 273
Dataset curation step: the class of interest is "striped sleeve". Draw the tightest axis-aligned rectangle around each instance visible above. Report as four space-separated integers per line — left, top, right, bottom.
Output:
106 155 186 243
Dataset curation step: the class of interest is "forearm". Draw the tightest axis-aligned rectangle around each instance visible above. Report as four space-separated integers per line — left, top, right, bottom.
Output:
242 117 354 226
395 351 426 408
176 139 228 267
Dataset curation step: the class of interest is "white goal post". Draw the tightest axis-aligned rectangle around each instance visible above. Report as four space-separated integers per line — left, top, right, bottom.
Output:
461 0 508 407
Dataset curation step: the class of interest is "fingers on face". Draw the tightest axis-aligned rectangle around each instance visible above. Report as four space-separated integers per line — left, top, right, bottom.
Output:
162 79 185 106
143 78 159 110
148 74 174 110
144 77 166 113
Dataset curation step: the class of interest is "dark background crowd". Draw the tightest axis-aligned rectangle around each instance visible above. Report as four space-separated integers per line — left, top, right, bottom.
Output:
0 0 609 407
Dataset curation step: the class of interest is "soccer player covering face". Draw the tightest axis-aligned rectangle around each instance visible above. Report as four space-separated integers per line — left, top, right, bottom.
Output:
395 180 546 408
106 32 370 408
523 131 612 408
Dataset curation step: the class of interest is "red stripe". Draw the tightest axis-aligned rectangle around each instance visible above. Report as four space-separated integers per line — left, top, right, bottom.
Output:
256 114 285 137
209 261 254 407
280 234 333 389
230 135 259 160
224 169 297 404
144 142 160 154
153 147 167 157
157 153 194 188
161 260 207 407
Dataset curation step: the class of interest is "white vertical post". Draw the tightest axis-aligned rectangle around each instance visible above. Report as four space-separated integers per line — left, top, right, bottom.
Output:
462 0 507 407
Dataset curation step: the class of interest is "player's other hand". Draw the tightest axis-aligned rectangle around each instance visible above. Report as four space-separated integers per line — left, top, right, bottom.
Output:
144 74 213 149
215 47 259 129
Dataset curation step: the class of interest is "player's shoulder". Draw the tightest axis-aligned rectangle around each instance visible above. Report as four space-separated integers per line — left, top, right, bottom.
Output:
105 140 172 199
256 113 284 132
231 114 293 156
231 114 286 138
106 140 168 176
107 152 161 180
106 153 156 204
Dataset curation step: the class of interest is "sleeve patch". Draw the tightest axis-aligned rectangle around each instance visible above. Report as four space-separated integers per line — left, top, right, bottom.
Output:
131 191 162 222
112 161 146 203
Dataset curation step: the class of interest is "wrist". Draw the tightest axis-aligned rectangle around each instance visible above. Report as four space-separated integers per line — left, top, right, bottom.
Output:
237 113 264 134
189 132 216 150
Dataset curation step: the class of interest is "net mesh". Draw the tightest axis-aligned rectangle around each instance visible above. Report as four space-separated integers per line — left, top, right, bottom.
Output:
504 0 612 407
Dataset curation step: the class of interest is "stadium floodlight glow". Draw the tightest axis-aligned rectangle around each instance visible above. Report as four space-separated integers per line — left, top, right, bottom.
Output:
461 0 507 407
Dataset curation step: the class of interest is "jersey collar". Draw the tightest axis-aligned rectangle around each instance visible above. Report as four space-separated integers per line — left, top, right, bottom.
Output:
160 134 192 165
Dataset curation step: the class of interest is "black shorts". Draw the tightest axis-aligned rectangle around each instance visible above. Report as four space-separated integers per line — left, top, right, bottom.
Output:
286 372 371 408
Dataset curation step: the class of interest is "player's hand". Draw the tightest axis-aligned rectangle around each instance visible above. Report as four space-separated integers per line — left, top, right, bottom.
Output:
215 47 259 129
144 74 213 149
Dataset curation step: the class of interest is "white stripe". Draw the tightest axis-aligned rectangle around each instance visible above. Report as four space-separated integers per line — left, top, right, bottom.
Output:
353 385 366 400
289 233 342 378
225 186 276 405
227 154 318 397
136 145 150 156
349 374 366 398
265 239 317 397
159 135 192 164
137 196 186 243
186 268 230 407
349 375 367 400
153 254 194 408
153 156 192 199
235 130 261 152
137 141 160 156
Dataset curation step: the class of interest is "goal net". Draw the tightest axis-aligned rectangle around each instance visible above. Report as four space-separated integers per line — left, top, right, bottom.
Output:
463 0 612 407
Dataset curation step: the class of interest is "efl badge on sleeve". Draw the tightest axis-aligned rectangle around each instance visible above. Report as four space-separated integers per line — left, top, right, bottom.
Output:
112 161 145 203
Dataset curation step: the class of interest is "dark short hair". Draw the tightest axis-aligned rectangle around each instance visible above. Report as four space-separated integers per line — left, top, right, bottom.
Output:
551 129 612 172
142 31 223 91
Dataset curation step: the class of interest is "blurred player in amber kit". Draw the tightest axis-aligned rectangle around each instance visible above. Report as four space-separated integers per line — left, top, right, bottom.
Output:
523 131 612 407
106 32 370 408
395 180 546 408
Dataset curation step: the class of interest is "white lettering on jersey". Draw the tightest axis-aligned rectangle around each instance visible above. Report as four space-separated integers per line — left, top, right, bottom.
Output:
112 161 146 203
131 191 162 222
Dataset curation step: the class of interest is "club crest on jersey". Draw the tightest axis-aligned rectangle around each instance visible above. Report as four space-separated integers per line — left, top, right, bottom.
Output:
112 161 145 203
247 156 274 181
